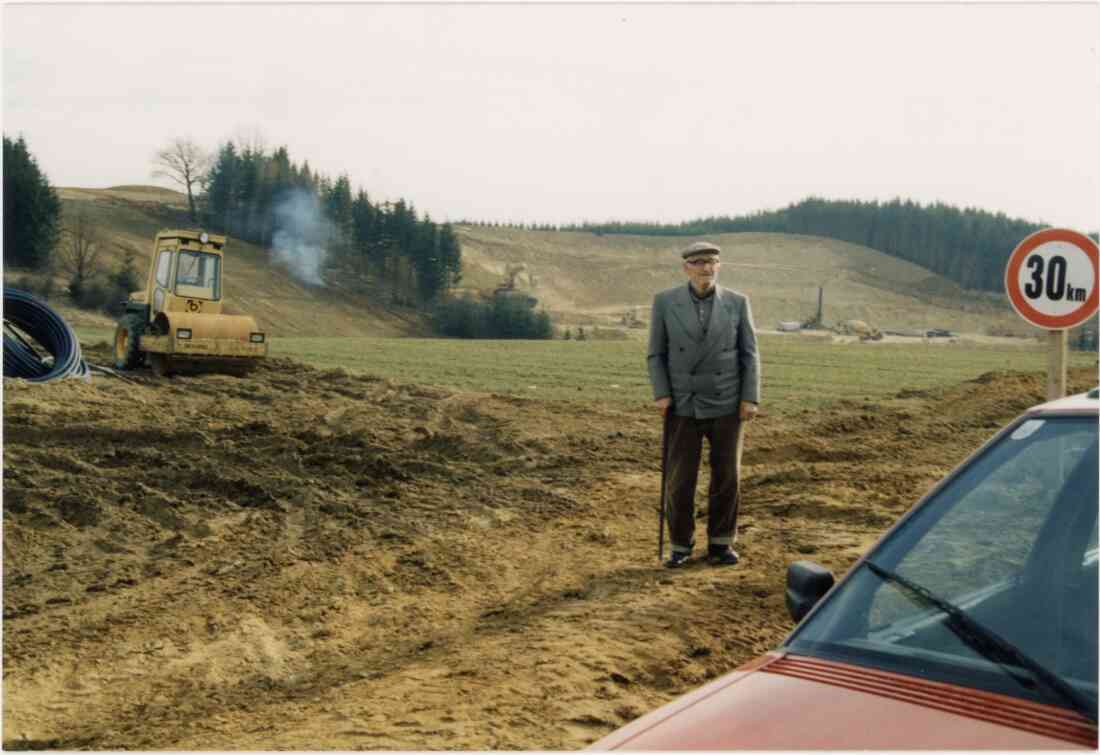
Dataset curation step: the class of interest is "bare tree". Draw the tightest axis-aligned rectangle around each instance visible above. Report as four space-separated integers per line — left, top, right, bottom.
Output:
151 137 211 222
59 206 105 297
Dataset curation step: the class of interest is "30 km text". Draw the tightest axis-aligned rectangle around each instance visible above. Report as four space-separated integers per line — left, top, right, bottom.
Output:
1024 254 1087 303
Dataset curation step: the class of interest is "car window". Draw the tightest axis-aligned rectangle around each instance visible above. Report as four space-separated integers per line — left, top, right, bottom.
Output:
788 415 1098 712
871 420 1095 623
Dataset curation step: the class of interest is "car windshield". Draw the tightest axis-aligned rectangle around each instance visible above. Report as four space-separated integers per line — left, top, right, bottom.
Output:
175 250 220 300
786 414 1098 716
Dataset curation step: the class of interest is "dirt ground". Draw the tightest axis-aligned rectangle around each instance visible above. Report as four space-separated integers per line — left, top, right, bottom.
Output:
2 348 1095 751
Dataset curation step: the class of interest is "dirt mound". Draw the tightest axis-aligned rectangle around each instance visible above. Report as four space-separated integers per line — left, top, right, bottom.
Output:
3 356 1094 749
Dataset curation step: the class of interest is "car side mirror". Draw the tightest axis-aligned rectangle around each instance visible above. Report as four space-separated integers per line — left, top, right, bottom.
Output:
786 561 835 623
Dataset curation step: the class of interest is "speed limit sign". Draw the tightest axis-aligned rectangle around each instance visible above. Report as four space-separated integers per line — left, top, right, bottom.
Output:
1005 228 1099 330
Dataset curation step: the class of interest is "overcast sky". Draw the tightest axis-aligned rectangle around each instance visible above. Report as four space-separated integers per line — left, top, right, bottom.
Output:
3 3 1098 229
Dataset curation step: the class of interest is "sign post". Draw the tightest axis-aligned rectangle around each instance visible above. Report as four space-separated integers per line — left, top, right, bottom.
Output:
1004 228 1099 400
1046 329 1068 402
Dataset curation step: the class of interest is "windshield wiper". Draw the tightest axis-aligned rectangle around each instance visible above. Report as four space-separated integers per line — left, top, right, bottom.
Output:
863 560 1097 724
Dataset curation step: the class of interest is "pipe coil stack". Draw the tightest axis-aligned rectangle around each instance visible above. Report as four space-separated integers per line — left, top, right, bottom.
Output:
3 288 91 382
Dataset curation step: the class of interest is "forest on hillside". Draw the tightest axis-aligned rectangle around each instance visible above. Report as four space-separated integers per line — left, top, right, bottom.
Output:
2 134 463 307
201 142 461 305
3 133 555 339
8 129 1095 339
564 198 1100 293
198 142 547 336
468 199 1097 294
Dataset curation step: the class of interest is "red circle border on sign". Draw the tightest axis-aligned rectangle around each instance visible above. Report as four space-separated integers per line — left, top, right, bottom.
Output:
1004 228 1100 330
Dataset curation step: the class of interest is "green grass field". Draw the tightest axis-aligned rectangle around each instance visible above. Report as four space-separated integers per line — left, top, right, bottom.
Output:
75 327 1097 414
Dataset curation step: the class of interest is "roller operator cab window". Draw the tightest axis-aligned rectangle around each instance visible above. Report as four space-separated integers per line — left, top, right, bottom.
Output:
787 415 1098 719
155 250 172 287
174 251 221 300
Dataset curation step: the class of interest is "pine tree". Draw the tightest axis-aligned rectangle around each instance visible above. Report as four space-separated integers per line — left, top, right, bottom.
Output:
204 142 240 234
236 147 263 240
297 161 314 192
438 223 462 287
351 189 379 276
324 175 354 235
270 147 293 201
3 135 61 271
410 216 447 301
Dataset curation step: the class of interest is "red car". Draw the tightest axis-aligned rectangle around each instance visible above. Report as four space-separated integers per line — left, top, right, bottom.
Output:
594 390 1099 749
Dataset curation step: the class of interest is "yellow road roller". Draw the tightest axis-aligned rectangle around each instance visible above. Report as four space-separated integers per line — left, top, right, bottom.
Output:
114 230 267 376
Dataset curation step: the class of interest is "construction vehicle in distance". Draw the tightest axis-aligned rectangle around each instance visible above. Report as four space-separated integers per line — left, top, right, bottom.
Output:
113 229 267 376
491 263 538 308
839 319 884 341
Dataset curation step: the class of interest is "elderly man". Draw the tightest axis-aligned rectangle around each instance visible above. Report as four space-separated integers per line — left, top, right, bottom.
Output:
647 241 760 568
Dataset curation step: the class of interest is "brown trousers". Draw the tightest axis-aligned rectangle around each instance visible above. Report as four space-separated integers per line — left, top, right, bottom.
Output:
664 412 745 554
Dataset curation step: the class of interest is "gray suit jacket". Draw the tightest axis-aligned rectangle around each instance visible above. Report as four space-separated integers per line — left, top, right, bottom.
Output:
647 284 760 418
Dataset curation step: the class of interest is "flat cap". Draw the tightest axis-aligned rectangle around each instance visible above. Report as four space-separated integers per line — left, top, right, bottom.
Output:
681 241 721 259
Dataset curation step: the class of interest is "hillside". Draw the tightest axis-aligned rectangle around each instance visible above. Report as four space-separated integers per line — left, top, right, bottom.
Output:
455 226 1028 336
23 186 1035 339
44 187 424 337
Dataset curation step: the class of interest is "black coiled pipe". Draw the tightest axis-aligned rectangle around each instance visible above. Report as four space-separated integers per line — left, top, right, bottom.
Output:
3 288 90 382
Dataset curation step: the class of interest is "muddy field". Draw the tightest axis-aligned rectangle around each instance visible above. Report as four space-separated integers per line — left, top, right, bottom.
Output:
2 348 1094 750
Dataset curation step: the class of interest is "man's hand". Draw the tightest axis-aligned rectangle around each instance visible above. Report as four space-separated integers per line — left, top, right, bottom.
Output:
739 400 758 422
655 397 672 415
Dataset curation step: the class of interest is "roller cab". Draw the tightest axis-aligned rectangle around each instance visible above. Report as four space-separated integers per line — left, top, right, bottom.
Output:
114 230 267 375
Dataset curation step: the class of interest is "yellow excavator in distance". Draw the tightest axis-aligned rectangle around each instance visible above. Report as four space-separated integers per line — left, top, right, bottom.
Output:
113 229 268 376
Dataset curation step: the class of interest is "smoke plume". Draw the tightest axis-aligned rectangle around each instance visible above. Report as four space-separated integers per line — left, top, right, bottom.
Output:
272 189 332 287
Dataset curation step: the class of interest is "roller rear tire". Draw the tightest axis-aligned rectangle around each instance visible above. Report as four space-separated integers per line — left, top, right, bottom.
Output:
113 315 145 370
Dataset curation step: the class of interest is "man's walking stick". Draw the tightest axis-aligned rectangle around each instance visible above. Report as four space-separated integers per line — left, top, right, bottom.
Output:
658 409 670 563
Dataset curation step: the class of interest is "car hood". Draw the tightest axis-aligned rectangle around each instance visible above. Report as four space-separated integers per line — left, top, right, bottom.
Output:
590 652 1096 750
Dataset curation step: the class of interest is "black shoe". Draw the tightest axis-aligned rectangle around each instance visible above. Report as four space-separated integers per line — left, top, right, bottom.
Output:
664 551 692 569
707 546 739 566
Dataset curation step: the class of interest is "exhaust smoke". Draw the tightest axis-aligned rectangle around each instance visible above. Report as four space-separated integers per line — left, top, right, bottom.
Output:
272 189 332 287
